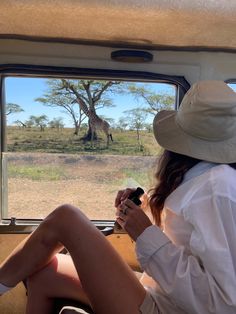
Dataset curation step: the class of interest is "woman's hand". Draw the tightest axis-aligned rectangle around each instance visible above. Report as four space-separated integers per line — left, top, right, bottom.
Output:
115 188 149 210
114 188 135 208
116 198 152 241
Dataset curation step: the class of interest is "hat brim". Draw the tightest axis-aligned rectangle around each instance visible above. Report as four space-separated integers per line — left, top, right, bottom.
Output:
153 110 236 163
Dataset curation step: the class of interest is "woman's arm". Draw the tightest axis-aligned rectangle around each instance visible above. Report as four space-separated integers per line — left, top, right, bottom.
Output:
135 195 236 314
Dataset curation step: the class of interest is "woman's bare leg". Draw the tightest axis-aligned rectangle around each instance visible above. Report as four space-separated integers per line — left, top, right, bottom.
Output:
26 254 90 314
0 204 146 314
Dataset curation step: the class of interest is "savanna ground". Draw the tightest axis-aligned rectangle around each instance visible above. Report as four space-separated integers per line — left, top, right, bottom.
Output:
5 127 161 220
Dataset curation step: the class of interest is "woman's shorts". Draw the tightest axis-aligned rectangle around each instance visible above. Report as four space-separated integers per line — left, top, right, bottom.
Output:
139 291 161 314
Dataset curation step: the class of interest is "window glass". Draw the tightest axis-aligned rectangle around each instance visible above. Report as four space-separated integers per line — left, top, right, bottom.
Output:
4 77 176 220
228 83 236 92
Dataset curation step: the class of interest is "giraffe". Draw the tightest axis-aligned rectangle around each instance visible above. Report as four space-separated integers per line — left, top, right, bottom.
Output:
62 80 113 146
77 97 113 146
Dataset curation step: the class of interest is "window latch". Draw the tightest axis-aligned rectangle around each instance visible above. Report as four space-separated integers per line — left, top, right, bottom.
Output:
9 217 16 226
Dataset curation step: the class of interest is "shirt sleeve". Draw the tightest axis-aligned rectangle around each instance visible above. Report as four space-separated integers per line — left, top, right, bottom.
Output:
135 194 236 314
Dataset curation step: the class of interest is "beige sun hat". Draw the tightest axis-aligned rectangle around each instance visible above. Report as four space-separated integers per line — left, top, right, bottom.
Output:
153 80 236 163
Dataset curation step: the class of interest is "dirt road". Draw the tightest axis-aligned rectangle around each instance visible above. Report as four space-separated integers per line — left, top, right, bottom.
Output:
6 153 157 220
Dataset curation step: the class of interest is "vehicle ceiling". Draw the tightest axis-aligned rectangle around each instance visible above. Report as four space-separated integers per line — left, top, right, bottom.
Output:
0 0 236 52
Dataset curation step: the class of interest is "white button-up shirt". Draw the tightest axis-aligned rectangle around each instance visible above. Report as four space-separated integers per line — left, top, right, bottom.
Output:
136 164 236 314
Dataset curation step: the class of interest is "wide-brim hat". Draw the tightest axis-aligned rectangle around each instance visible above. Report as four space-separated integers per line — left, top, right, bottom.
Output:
153 80 236 163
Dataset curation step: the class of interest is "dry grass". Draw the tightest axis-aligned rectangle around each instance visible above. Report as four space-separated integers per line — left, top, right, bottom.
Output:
6 153 158 220
5 127 161 220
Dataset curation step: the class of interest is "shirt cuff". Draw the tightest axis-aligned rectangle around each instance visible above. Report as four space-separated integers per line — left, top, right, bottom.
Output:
135 225 171 270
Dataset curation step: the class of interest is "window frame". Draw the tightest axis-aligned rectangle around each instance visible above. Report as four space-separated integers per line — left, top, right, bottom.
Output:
226 79 236 89
0 64 190 231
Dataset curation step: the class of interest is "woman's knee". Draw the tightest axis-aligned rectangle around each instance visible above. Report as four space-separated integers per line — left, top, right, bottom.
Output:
44 204 82 230
34 204 80 249
41 204 89 244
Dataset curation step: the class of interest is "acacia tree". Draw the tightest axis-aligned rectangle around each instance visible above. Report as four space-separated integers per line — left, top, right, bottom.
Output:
128 84 175 115
35 85 84 135
14 120 27 128
36 79 123 140
123 108 147 147
24 119 35 128
28 115 48 131
48 117 64 131
6 103 24 116
117 117 129 131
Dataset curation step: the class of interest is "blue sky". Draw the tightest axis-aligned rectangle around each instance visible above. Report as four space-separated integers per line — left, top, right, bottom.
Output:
5 77 175 127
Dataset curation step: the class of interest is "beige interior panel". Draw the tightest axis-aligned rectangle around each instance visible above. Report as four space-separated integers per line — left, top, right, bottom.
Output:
0 0 236 50
107 233 141 271
1 39 236 84
0 234 27 314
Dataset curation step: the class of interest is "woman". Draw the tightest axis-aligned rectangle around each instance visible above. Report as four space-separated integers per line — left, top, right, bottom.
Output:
1 80 236 314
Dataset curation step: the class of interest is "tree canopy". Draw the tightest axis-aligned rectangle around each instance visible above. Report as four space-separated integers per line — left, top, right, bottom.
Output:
128 84 175 115
35 79 123 139
6 103 24 116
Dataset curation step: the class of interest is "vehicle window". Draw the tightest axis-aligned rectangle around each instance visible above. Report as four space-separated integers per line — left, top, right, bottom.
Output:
3 77 176 220
228 83 236 92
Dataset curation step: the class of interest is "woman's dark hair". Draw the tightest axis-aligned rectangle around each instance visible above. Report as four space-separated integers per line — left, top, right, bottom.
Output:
149 150 201 226
149 150 236 226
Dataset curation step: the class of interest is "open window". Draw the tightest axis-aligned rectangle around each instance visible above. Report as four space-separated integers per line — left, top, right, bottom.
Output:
1 69 188 223
228 82 236 92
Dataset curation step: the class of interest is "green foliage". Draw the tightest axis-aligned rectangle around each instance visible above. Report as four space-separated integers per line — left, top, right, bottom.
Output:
128 83 175 115
28 115 49 131
6 103 24 116
35 79 124 136
48 117 64 129
123 108 148 129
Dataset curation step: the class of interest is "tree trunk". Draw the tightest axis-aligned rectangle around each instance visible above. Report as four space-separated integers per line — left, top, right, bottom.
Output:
82 124 98 141
74 124 79 135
